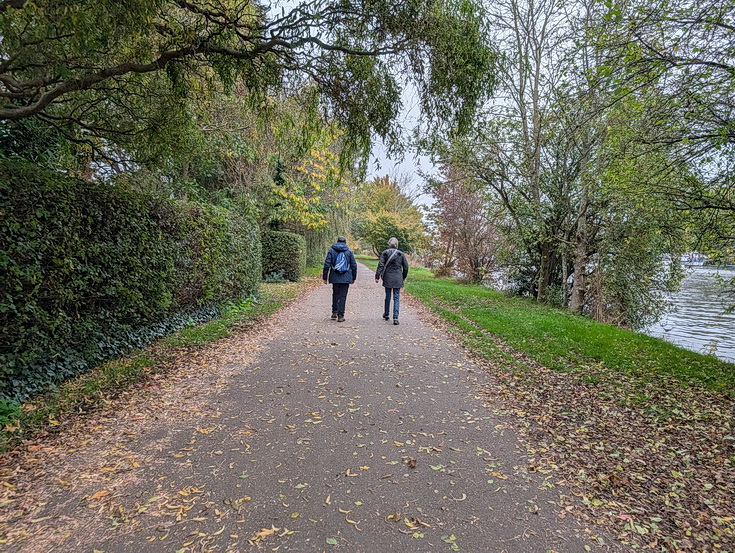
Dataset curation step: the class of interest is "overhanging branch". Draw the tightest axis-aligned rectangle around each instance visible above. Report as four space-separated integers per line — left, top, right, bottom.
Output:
0 0 27 13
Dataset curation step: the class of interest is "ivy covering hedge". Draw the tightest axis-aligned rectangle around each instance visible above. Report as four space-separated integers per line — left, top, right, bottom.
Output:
261 230 306 282
0 160 261 401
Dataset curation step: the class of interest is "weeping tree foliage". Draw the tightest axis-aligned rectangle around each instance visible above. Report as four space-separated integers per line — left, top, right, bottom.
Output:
598 0 735 305
609 0 735 149
597 0 735 238
0 0 496 164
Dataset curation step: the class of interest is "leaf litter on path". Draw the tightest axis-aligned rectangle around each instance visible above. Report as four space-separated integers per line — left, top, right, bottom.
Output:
415 296 735 552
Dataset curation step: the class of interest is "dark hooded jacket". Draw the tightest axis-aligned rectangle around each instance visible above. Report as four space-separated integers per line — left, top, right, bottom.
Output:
376 247 409 288
323 241 358 284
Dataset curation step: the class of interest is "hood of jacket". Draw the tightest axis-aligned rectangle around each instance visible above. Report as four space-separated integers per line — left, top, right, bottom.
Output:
331 242 350 252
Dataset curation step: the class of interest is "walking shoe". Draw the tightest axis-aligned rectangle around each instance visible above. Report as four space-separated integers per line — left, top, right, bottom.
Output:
337 316 345 322
331 312 337 320
383 314 389 320
393 319 399 325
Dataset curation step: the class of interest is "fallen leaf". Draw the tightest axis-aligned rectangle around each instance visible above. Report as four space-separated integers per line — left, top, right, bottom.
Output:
248 525 279 546
402 456 417 469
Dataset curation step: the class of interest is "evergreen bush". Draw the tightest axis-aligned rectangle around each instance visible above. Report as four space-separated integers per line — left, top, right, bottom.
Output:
0 160 261 401
261 231 306 281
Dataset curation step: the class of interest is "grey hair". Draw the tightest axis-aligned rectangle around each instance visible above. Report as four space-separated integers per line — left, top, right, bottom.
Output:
388 237 399 248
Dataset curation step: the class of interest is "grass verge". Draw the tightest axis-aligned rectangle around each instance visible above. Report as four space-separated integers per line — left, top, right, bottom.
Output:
359 257 734 393
0 271 320 452
359 256 734 551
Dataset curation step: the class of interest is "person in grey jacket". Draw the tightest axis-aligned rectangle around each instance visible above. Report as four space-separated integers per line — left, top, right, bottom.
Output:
375 237 409 325
323 236 358 322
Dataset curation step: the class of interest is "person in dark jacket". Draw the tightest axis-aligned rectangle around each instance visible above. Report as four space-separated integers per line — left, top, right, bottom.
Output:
375 237 409 325
323 236 358 322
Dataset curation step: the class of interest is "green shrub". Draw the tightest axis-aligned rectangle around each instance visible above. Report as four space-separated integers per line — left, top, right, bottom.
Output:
0 399 21 430
0 159 261 401
261 230 306 281
264 270 288 283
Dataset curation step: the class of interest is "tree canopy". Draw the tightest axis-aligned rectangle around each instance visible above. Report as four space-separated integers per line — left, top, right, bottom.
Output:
0 0 496 161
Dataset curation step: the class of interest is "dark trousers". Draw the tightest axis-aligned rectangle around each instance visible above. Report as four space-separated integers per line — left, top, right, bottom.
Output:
384 287 401 319
331 283 350 316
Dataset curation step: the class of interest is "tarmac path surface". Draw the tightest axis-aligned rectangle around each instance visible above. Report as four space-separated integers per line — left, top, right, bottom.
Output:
1 264 622 553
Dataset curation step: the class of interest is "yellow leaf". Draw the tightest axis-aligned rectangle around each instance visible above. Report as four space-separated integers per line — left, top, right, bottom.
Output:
90 490 110 500
345 517 361 530
248 525 279 546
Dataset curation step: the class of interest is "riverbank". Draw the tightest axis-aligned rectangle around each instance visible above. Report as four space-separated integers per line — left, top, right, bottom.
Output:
364 257 734 551
0 271 322 452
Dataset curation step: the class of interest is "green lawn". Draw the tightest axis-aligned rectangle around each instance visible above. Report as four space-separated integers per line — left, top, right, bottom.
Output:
359 257 734 394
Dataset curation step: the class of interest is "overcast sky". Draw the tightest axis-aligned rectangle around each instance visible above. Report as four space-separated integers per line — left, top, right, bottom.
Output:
365 83 438 206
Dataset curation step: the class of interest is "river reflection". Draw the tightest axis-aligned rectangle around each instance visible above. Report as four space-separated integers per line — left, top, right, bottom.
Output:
645 268 735 363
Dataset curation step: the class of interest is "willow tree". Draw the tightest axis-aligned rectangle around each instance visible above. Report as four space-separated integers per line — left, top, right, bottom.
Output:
600 0 735 249
598 0 735 300
0 0 496 165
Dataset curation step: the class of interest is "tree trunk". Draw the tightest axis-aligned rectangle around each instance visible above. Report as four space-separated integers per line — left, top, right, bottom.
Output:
537 241 552 302
570 187 589 312
561 246 569 307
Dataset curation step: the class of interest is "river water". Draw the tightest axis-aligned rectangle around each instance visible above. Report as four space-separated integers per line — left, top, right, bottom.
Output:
645 268 735 363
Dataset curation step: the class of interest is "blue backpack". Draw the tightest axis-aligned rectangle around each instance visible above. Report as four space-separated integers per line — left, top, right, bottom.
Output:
333 250 349 273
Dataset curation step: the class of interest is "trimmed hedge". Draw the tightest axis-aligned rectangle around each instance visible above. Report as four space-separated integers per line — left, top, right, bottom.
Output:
261 231 306 282
0 160 261 401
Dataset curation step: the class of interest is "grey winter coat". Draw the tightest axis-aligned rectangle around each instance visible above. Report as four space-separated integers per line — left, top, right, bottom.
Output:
376 247 409 288
323 242 358 283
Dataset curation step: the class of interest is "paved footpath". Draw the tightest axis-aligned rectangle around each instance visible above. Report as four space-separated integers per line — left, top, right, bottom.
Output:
3 264 623 553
